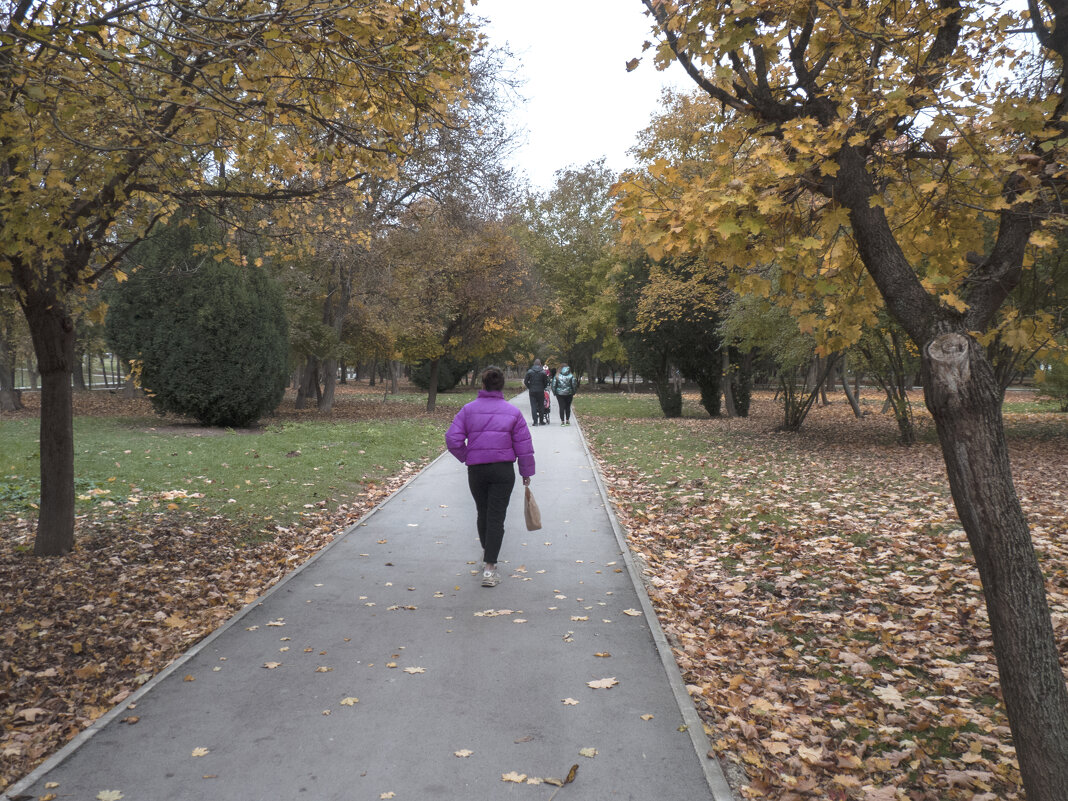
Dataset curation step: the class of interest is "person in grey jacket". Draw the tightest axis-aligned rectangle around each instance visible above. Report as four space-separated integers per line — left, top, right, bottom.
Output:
523 359 550 426
550 364 578 425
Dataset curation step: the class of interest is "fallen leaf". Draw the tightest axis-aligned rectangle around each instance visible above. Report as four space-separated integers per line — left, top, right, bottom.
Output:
380 793 395 799
96 791 124 801
502 771 527 783
587 677 618 689
191 747 209 757
562 698 579 705
454 749 474 758
595 652 611 658
263 662 281 669
403 666 426 674
622 609 642 616
640 714 654 721
579 747 598 758
315 666 333 673
340 697 359 706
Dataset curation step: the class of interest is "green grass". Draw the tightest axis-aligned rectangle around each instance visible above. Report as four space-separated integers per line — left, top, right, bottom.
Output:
1002 396 1065 414
0 417 445 525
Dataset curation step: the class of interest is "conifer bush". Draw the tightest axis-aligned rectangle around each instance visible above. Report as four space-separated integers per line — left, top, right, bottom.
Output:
107 247 289 428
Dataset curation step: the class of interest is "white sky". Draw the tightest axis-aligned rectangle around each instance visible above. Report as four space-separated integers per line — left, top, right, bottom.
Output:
471 0 693 192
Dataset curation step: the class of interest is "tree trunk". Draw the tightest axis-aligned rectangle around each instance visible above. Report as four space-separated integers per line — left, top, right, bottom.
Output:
295 355 321 410
841 355 863 418
99 353 110 387
319 356 338 412
390 359 401 394
722 348 738 418
22 298 76 555
819 356 830 405
924 333 1068 797
0 323 24 411
338 359 347 384
72 352 87 391
426 357 440 412
368 356 377 387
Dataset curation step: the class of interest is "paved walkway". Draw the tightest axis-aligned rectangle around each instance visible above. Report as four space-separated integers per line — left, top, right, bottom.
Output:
6 402 733 801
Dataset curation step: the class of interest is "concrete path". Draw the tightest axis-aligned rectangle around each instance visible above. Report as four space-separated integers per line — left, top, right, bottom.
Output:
6 403 733 801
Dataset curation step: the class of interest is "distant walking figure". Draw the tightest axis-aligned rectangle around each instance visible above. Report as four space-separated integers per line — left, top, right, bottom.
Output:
523 358 550 426
551 364 578 425
446 366 535 587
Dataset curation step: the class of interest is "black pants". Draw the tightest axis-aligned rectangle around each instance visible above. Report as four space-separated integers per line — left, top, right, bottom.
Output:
467 461 515 564
558 394 574 422
528 391 543 424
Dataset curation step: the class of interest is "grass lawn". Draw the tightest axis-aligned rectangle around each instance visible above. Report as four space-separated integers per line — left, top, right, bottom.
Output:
1 417 444 528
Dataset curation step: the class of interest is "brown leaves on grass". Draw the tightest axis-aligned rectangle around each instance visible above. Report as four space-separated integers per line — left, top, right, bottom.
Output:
0 459 423 791
585 392 1067 801
2 381 457 426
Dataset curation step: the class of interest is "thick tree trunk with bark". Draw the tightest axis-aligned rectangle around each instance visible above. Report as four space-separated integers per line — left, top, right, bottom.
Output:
924 333 1068 797
320 357 338 412
21 297 76 556
295 356 321 410
390 359 401 394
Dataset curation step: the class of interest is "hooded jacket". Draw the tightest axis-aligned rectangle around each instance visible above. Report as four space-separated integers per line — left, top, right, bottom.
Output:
445 390 536 477
551 366 577 396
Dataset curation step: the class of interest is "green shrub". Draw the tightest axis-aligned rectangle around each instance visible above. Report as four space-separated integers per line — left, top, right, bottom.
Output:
106 221 289 427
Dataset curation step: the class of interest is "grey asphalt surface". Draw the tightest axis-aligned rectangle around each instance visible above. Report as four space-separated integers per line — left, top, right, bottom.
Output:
6 400 733 801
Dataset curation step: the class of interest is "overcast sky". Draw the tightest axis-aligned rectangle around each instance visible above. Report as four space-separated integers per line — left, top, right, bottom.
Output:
471 0 693 192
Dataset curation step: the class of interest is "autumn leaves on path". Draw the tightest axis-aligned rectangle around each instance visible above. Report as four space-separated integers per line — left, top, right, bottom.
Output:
10 416 722 801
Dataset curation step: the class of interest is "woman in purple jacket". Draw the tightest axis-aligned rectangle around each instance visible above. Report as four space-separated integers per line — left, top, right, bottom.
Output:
445 366 535 587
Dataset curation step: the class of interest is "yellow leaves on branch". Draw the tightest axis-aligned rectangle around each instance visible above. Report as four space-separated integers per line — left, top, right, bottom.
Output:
1 0 474 295
619 0 1059 353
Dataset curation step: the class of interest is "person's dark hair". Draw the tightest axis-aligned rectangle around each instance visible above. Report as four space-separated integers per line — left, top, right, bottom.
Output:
481 366 505 392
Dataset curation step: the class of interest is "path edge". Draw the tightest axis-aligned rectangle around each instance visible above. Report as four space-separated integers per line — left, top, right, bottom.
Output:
2 450 452 801
576 419 738 801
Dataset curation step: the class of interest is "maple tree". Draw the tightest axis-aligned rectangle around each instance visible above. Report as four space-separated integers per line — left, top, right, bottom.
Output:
387 198 530 411
617 1 1068 796
0 0 475 556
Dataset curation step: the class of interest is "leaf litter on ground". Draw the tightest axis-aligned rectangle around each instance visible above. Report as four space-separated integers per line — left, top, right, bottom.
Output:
583 391 1067 801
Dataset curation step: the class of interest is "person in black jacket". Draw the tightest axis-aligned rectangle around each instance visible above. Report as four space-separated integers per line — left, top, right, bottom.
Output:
523 359 549 425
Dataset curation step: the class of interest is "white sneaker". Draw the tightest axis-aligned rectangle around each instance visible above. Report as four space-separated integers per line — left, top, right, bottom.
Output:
481 569 501 587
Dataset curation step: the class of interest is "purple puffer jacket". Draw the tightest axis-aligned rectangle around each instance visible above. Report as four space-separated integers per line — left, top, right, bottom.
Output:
446 390 535 477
